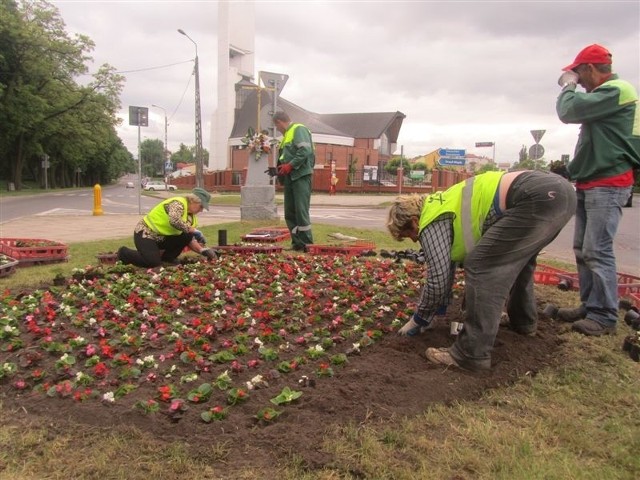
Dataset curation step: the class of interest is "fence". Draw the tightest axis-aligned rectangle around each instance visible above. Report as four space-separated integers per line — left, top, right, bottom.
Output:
171 167 471 195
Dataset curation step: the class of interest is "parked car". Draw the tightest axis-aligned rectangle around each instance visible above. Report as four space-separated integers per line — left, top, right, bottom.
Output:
143 181 177 191
125 182 134 189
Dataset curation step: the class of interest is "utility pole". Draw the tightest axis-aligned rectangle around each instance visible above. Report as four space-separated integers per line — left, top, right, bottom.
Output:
178 29 204 188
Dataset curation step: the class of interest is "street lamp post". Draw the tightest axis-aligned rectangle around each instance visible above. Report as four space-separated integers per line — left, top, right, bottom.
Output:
178 28 204 188
151 104 169 180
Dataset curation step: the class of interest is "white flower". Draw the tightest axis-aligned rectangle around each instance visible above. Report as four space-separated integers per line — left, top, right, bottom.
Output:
102 392 115 403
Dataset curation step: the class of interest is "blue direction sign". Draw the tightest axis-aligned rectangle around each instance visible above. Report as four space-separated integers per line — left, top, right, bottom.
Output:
438 148 466 157
438 157 466 166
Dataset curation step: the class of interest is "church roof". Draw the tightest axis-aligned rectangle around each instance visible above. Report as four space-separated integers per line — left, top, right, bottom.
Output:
230 86 405 143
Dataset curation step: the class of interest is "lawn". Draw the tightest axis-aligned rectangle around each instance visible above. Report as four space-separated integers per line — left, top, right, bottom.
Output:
0 222 638 479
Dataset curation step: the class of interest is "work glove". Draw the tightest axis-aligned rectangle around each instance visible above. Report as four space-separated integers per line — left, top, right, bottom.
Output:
557 71 579 88
278 163 293 176
193 230 206 245
200 248 217 261
397 314 433 337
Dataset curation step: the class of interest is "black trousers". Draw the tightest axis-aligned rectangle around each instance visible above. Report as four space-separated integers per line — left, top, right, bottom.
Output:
118 231 191 268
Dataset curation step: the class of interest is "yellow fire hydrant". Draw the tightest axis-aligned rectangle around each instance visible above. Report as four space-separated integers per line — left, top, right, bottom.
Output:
92 184 104 216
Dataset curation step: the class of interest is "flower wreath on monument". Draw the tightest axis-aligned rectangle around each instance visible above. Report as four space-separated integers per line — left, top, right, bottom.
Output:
241 127 276 161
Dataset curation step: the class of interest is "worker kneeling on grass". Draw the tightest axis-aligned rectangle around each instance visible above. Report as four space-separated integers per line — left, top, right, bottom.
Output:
386 170 576 372
117 187 217 268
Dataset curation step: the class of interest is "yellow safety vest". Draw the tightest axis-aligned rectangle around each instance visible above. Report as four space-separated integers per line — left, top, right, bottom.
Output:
279 123 312 161
419 171 504 262
143 197 197 236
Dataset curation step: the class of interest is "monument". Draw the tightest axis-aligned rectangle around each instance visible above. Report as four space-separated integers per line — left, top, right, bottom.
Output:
239 72 288 221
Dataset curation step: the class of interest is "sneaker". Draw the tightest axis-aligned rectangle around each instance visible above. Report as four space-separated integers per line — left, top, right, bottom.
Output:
425 347 460 368
556 306 587 323
572 319 616 336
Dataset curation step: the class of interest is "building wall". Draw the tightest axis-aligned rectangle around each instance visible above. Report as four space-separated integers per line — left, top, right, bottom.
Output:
229 141 390 171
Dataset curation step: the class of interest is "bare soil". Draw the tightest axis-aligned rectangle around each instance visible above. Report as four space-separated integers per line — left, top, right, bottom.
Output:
1 296 562 475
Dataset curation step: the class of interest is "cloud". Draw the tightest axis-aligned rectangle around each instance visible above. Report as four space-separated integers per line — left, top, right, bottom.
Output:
53 0 639 164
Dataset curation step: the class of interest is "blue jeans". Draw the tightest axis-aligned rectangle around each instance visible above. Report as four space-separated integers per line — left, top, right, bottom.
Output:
573 186 631 327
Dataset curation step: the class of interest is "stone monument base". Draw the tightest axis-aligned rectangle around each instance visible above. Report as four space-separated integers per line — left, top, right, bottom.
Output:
240 185 278 221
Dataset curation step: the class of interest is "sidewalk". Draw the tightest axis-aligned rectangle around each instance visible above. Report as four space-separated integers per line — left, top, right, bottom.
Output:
0 193 393 245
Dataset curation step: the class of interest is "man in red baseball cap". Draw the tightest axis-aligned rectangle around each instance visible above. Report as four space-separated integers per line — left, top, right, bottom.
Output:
554 45 640 336
562 44 612 72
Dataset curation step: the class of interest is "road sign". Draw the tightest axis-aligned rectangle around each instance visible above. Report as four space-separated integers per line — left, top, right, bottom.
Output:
438 148 466 158
475 142 494 147
438 157 466 166
530 130 546 144
529 144 545 160
129 106 149 127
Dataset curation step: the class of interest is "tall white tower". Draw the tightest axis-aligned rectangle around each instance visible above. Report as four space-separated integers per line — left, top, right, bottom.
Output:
210 0 255 171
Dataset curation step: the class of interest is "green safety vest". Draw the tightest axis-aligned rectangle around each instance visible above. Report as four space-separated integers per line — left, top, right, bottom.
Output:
278 123 313 161
143 197 197 236
418 171 504 262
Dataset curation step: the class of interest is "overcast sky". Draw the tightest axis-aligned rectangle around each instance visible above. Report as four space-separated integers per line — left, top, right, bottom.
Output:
52 0 640 165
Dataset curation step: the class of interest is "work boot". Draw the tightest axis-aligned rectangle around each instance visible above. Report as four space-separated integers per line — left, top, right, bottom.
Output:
555 305 587 323
425 348 460 368
572 319 616 336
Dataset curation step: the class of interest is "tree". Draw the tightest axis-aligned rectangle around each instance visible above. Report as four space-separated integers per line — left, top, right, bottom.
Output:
170 143 195 165
140 138 164 177
384 156 411 174
412 161 428 172
0 0 126 189
476 163 499 174
511 145 547 171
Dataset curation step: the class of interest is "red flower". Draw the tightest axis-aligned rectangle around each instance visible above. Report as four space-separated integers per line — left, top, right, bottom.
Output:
93 362 109 377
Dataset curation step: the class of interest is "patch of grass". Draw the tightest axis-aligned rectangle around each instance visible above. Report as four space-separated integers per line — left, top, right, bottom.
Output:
310 299 640 479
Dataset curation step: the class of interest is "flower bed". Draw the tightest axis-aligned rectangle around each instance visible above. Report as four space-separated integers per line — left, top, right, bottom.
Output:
0 238 68 266
0 255 421 426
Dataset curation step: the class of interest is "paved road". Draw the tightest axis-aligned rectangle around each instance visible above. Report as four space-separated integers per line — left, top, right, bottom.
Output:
1 186 638 274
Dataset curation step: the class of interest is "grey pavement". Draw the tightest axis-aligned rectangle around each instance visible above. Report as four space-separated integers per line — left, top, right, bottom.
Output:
0 193 393 244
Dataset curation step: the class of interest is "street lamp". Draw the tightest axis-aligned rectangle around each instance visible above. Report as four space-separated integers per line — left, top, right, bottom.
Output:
178 28 204 188
151 104 169 180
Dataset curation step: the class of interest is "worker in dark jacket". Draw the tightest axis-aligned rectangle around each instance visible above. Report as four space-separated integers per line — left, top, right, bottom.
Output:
273 111 315 251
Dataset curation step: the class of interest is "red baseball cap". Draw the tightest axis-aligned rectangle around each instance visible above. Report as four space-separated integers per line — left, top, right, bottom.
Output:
563 44 612 71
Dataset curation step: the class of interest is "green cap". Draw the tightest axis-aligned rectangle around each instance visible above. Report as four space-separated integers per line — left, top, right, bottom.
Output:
192 187 211 210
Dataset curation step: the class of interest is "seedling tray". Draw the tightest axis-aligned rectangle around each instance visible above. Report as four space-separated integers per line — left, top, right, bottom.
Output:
0 254 19 278
306 240 376 256
96 252 119 265
241 228 290 243
0 238 69 267
216 245 283 255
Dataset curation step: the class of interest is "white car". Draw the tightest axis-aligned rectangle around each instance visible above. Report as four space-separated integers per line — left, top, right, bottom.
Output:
143 181 177 191
125 182 135 189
